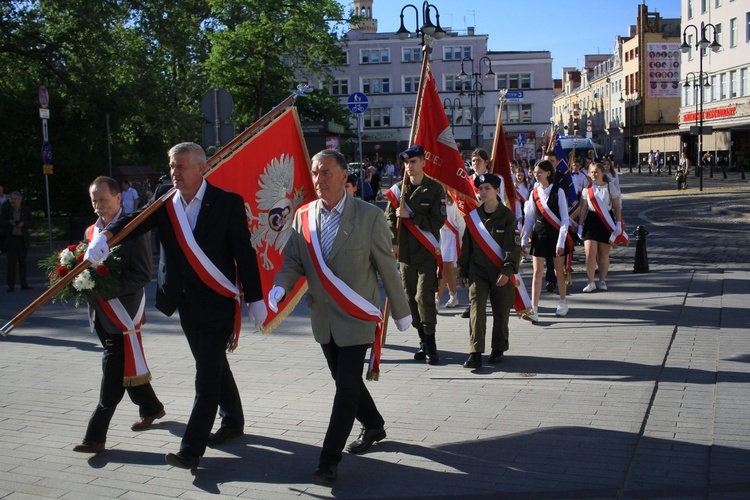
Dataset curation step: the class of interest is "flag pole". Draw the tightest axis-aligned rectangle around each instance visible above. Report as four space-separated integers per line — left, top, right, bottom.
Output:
1 86 312 336
489 90 507 175
381 39 433 347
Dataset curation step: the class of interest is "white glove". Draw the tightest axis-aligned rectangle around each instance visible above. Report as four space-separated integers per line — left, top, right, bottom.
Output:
577 226 584 240
267 286 286 313
84 231 110 264
394 314 412 332
614 221 622 236
246 300 268 329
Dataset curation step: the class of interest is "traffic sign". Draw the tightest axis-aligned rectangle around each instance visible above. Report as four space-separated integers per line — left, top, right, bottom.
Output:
347 92 368 114
41 141 52 165
505 91 524 102
43 165 54 175
38 85 49 109
201 88 233 122
517 133 526 146
39 109 50 119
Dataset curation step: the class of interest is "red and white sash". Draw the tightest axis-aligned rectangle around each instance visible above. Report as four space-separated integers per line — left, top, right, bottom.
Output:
165 194 243 350
386 185 443 276
96 294 151 386
532 186 575 277
299 202 385 381
585 185 629 247
444 219 461 260
463 209 532 316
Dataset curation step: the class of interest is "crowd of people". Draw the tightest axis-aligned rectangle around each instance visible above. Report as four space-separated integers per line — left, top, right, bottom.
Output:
3 141 637 487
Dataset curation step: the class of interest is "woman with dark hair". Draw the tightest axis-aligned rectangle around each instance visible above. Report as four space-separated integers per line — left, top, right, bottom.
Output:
521 160 570 321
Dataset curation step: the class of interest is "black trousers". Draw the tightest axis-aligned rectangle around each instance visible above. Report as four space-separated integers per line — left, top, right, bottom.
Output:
6 236 28 289
84 321 163 443
319 339 384 466
178 296 244 458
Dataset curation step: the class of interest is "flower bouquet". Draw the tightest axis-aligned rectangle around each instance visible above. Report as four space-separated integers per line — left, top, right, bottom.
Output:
38 242 122 307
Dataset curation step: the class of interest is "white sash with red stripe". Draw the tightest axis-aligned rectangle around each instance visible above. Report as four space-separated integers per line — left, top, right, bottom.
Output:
165 194 243 350
96 294 151 386
464 210 505 269
585 185 629 247
443 219 461 260
299 203 383 323
386 185 443 275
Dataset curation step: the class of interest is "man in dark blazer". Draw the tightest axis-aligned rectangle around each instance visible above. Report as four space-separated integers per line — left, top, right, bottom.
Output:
85 142 266 470
270 150 411 486
2 191 34 292
73 176 165 454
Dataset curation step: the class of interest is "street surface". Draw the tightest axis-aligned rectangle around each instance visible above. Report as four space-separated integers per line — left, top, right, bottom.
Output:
1 171 748 498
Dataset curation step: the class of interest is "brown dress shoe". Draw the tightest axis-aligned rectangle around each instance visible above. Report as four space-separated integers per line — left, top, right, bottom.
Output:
73 440 105 453
131 408 166 431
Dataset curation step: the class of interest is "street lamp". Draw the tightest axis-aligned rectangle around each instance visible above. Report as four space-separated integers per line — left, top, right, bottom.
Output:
619 92 641 173
456 56 494 149
396 1 446 44
681 21 721 191
443 97 462 136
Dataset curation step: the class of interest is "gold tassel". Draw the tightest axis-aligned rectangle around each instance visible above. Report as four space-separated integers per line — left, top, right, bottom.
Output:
366 370 379 381
259 283 309 334
564 269 572 285
123 372 152 387
516 307 532 319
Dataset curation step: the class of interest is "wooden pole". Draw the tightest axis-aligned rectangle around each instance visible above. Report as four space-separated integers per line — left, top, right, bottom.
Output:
1 86 311 336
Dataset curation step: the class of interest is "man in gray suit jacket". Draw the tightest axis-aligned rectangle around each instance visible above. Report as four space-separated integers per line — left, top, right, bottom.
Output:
270 149 411 486
73 176 164 454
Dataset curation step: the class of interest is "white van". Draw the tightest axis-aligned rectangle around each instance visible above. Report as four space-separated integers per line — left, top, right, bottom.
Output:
557 136 604 162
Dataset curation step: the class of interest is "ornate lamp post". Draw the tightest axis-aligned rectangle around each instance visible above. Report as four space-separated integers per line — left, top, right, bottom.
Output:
681 21 721 192
396 1 446 44
456 56 494 149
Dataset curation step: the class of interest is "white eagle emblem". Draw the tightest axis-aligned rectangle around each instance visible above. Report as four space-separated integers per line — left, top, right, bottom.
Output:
245 154 307 270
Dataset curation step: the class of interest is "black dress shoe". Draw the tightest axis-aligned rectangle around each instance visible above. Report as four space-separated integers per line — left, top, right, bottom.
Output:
207 426 243 447
413 343 426 361
461 306 470 318
545 281 556 292
312 463 337 486
488 349 504 364
165 452 199 470
463 353 482 369
346 427 386 454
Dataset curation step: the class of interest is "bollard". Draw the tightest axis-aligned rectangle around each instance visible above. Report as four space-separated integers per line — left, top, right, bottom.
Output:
633 225 650 273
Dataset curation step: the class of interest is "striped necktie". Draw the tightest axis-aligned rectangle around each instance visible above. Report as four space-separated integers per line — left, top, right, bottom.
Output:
320 208 341 262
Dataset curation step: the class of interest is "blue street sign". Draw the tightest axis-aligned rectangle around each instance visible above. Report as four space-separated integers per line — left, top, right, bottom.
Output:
505 91 524 102
517 133 526 146
347 92 369 114
41 141 52 165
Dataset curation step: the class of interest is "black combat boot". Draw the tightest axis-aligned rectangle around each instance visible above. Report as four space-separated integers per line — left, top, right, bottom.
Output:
424 335 439 365
463 352 482 369
414 329 426 361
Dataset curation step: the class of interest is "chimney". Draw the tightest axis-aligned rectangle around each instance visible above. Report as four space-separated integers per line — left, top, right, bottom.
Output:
467 26 475 36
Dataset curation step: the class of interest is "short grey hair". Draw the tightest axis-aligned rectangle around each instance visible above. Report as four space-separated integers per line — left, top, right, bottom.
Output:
168 142 206 165
311 149 347 171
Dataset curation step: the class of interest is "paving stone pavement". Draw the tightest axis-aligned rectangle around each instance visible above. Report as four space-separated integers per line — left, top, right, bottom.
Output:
1 171 748 499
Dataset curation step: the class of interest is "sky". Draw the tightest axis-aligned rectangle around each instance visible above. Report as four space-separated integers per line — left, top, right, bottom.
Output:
338 0 682 77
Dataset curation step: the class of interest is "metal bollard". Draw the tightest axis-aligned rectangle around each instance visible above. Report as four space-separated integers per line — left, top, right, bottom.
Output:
633 225 650 273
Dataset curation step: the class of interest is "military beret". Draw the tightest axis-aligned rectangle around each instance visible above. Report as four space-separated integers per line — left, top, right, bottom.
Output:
399 145 425 162
474 173 501 189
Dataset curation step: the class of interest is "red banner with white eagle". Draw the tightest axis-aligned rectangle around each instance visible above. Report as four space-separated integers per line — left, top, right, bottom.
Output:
415 69 479 216
206 107 315 333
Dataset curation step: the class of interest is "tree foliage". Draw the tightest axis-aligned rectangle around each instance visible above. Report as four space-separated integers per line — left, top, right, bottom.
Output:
0 0 352 216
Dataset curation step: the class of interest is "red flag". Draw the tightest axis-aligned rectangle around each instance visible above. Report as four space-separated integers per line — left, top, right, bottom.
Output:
415 69 479 215
207 107 316 333
490 120 517 217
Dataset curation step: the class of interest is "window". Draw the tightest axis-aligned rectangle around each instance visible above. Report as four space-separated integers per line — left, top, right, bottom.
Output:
701 0 707 13
687 34 694 60
404 107 414 127
329 78 349 96
503 104 532 124
444 75 462 92
443 46 472 60
742 68 749 97
360 49 390 64
716 0 722 6
403 76 420 93
730 70 738 97
402 47 422 62
341 50 349 65
747 13 750 42
362 77 390 94
730 18 737 47
720 73 727 99
688 0 693 18
363 108 390 128
497 73 532 90
711 74 719 100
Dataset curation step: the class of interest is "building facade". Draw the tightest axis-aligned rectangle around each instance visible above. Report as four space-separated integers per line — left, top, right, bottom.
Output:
310 0 553 163
678 0 750 171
